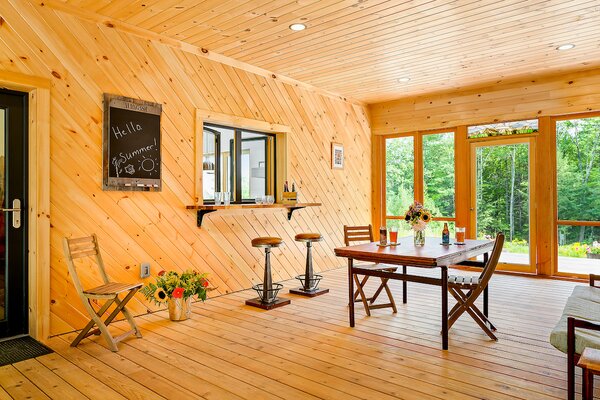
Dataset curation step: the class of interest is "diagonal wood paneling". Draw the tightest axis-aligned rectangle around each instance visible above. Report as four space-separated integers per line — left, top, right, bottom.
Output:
55 0 600 103
0 0 371 335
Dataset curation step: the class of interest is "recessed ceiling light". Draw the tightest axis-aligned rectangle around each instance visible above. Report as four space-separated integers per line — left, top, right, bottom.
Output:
556 43 575 51
398 77 411 83
289 23 306 31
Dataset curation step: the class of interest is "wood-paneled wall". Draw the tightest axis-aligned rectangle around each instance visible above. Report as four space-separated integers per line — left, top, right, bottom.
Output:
370 68 600 135
0 0 372 336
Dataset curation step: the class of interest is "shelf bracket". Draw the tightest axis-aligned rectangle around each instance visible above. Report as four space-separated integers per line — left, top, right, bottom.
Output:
197 210 217 227
287 206 306 221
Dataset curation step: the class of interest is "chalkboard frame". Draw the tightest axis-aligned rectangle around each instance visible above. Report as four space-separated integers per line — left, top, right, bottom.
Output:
102 94 162 191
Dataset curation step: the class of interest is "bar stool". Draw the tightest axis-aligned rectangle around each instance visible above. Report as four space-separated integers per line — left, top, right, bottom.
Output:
289 233 329 297
246 237 291 310
578 347 600 400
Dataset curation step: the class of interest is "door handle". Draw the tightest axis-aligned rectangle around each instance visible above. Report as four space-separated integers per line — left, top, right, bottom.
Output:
1 199 21 228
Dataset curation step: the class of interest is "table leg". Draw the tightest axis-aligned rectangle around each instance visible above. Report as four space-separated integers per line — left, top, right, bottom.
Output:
348 258 355 327
402 265 407 304
441 265 448 350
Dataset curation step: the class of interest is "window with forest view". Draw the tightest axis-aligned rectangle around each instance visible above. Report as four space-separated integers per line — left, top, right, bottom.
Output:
556 116 600 275
385 132 455 236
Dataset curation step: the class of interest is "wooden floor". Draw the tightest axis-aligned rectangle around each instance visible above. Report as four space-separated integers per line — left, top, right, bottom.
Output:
1 268 598 399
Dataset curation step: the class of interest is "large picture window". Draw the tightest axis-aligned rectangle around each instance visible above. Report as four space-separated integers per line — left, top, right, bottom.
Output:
202 123 275 203
384 130 455 235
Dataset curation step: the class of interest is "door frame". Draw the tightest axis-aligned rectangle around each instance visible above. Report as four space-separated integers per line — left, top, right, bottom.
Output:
469 136 537 273
0 71 51 341
550 111 600 278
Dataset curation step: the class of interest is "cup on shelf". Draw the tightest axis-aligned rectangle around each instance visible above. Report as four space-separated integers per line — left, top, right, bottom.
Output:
265 195 274 204
223 192 231 206
214 191 222 205
255 196 264 204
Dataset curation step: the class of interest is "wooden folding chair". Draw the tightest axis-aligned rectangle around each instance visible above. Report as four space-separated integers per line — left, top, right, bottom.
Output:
344 225 398 316
63 234 142 352
447 232 504 340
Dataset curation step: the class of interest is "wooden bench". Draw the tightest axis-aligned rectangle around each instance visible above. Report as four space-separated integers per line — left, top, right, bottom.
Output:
550 274 600 400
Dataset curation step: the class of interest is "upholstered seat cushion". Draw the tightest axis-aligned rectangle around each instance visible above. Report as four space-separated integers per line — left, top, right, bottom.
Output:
549 289 600 354
251 237 284 248
294 233 323 242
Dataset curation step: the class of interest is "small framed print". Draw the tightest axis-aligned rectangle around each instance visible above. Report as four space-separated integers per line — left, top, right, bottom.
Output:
331 142 344 169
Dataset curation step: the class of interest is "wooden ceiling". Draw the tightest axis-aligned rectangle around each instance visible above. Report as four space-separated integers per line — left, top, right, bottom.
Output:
58 0 600 103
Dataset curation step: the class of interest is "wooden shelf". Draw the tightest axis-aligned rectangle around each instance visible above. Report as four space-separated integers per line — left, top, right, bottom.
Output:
186 203 321 227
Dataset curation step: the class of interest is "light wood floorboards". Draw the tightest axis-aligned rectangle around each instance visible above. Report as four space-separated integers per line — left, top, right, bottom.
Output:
1 268 598 399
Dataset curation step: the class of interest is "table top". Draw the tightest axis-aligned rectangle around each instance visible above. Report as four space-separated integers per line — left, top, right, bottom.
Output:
334 237 494 267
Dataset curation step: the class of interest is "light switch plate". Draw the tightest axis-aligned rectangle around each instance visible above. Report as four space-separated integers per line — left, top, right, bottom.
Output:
140 262 151 278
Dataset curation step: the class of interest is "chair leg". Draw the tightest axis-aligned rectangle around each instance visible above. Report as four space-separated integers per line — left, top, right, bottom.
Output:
353 275 370 302
470 302 497 332
110 289 142 338
381 278 397 313
369 280 386 304
353 274 371 316
83 299 119 352
71 298 115 347
402 265 407 304
464 305 497 340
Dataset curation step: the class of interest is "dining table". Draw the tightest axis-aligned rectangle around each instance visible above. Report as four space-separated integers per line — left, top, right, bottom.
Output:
334 236 495 350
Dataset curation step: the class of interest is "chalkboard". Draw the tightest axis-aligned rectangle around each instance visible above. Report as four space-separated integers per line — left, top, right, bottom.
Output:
103 94 162 191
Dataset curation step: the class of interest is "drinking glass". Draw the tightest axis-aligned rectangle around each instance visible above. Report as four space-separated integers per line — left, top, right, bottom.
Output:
265 195 274 204
214 191 222 205
455 227 466 244
389 227 398 245
223 191 231 206
255 196 264 204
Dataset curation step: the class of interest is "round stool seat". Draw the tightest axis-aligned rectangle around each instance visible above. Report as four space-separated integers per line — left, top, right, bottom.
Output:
295 233 323 242
252 237 284 248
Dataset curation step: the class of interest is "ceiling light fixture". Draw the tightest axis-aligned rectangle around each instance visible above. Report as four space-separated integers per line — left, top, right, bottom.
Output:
556 43 575 51
289 23 306 31
398 77 411 83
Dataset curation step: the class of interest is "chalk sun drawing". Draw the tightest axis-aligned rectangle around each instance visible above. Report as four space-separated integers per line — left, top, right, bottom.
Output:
138 155 158 173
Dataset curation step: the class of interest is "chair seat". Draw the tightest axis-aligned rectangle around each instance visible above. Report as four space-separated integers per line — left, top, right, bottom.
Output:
355 263 398 272
84 282 143 297
252 237 284 248
448 275 481 287
295 233 323 242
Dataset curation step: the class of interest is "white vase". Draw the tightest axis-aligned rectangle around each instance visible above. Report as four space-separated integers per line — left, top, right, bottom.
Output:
168 297 192 321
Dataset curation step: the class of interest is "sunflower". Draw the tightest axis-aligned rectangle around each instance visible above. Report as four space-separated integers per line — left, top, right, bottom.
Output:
153 287 168 302
421 212 431 222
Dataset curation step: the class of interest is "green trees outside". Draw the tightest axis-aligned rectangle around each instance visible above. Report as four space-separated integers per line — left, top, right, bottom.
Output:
557 117 600 250
384 117 600 260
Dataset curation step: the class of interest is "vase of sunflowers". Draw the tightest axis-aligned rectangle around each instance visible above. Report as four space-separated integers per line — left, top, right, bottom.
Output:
140 269 210 321
404 201 432 246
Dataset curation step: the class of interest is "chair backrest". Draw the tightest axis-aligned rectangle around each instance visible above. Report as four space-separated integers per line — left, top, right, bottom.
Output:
63 234 109 294
475 232 505 295
343 225 374 246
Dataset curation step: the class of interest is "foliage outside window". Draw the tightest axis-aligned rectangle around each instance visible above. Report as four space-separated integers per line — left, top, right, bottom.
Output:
468 119 538 139
202 124 274 203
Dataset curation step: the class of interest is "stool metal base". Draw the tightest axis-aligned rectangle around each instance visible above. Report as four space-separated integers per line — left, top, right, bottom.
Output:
245 297 291 310
289 287 330 297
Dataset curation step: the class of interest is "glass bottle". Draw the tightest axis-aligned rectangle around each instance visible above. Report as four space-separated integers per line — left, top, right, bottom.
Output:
442 222 450 245
379 226 387 246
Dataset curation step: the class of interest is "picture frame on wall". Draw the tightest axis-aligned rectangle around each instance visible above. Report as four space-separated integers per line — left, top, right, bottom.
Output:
331 142 344 169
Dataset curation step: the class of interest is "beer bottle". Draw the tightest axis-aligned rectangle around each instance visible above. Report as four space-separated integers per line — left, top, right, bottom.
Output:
442 223 450 245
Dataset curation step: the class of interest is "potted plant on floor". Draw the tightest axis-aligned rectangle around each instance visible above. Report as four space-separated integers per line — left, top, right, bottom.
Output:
140 269 211 321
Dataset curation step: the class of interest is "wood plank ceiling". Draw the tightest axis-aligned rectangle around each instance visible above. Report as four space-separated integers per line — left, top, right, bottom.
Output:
57 0 600 103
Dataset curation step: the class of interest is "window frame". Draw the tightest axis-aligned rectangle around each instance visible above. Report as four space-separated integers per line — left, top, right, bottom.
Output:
203 122 276 204
382 128 457 225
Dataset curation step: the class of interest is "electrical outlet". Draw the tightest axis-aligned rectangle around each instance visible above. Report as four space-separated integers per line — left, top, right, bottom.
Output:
140 262 151 278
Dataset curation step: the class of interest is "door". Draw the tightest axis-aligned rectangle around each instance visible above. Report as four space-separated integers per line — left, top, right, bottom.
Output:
554 114 600 276
0 89 28 338
470 137 536 273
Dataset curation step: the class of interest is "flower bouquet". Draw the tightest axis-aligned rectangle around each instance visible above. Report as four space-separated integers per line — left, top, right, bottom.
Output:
140 269 211 321
404 201 432 246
